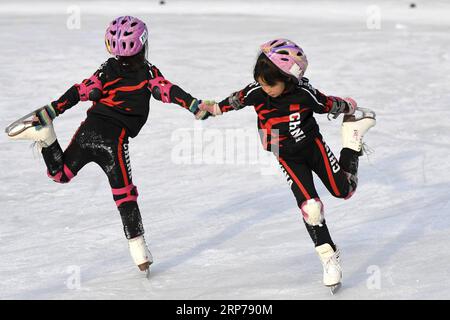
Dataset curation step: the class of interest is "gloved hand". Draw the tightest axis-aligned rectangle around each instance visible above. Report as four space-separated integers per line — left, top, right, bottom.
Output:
327 96 357 120
195 109 211 120
35 103 57 126
343 97 357 115
199 100 222 116
189 99 212 120
77 74 103 101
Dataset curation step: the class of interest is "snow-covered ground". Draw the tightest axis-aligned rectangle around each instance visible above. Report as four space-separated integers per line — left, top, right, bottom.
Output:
1 0 449 299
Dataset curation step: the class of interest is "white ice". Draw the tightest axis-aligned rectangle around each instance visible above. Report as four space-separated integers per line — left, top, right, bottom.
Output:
0 0 449 299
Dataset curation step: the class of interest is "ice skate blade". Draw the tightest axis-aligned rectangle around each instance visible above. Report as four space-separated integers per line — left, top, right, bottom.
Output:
328 283 342 295
5 120 36 138
355 107 376 120
5 107 45 137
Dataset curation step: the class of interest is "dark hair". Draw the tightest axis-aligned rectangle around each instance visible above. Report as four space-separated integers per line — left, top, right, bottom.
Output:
253 53 296 91
117 46 147 71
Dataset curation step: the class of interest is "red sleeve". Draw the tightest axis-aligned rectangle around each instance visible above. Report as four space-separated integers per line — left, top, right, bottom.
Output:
51 60 109 115
148 64 199 113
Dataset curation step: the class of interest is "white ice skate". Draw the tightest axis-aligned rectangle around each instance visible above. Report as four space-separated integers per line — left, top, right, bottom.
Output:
315 243 342 294
341 107 376 153
5 107 56 148
128 235 153 277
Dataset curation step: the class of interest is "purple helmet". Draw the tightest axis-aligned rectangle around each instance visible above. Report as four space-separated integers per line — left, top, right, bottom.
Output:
260 39 308 82
105 16 148 57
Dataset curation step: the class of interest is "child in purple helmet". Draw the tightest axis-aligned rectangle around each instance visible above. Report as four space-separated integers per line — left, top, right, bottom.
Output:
199 39 376 289
10 16 209 273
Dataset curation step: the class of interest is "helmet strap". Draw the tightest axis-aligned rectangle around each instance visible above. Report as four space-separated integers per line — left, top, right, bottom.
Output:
143 41 149 59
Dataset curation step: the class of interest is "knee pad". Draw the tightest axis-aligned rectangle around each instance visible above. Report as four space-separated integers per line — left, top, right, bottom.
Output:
47 165 74 183
301 198 324 226
112 184 139 207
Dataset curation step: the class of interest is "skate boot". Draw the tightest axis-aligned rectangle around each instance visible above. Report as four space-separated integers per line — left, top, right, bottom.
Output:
341 107 376 153
6 114 56 148
315 243 342 291
128 235 153 273
8 121 56 148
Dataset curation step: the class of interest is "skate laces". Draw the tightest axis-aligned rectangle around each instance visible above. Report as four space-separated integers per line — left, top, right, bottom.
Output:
324 248 341 273
361 142 374 156
361 142 375 165
30 141 43 159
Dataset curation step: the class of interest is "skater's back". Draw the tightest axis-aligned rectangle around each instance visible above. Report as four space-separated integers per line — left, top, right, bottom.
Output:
8 15 209 275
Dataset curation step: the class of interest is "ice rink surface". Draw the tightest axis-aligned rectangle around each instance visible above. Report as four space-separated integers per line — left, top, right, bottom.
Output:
0 0 449 299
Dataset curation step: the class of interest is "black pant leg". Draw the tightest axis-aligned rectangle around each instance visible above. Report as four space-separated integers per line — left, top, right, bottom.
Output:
339 148 360 175
278 155 335 248
278 156 317 204
309 137 355 199
42 122 90 183
90 122 143 240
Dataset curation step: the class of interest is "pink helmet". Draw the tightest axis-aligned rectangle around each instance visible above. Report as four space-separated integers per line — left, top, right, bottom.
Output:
260 39 308 82
105 16 148 57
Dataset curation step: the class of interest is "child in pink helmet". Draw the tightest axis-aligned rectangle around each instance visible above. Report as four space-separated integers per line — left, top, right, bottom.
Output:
199 39 376 290
9 16 209 274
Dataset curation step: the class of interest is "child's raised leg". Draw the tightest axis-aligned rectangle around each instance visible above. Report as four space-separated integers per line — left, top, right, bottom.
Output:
8 117 87 183
309 137 358 200
41 133 89 184
310 110 376 201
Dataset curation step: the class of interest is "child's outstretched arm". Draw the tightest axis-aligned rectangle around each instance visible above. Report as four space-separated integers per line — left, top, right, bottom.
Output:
198 82 263 116
147 64 210 120
299 79 356 120
38 64 105 125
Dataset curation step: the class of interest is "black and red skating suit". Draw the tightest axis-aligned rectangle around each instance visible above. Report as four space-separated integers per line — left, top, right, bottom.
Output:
218 78 360 249
42 58 199 240
50 58 198 137
218 78 345 157
218 78 359 202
